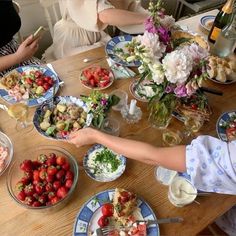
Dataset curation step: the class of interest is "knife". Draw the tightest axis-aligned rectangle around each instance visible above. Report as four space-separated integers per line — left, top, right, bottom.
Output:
136 217 184 225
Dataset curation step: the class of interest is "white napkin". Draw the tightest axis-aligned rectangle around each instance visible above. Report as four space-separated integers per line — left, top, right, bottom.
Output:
106 58 136 79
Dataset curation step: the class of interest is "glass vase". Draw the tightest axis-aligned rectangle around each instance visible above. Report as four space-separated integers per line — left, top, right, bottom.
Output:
148 94 176 129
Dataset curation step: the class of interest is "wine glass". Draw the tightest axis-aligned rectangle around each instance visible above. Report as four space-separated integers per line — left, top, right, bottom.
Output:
183 115 204 137
7 101 33 133
162 129 183 147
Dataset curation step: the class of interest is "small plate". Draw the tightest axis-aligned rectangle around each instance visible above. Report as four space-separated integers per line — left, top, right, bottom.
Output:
200 15 215 32
105 35 141 67
73 189 160 236
216 110 236 142
33 96 93 140
80 67 114 90
0 65 60 107
83 144 126 182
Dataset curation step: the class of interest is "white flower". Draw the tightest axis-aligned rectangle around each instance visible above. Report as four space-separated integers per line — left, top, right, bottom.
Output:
162 50 193 84
160 15 175 29
148 62 165 85
136 31 166 60
182 43 209 63
138 65 145 74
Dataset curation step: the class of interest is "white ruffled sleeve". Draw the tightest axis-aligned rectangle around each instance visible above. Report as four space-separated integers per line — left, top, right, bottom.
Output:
186 135 236 194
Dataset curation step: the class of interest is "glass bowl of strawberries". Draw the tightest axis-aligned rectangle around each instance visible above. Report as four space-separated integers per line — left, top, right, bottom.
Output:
6 145 78 211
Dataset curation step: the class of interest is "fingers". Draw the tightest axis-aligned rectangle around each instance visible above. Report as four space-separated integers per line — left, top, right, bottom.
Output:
22 34 34 46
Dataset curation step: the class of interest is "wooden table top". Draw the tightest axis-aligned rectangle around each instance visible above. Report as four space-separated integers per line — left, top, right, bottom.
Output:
1 13 236 236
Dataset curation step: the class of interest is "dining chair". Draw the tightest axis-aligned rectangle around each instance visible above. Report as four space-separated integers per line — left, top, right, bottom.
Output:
39 0 61 38
13 1 23 43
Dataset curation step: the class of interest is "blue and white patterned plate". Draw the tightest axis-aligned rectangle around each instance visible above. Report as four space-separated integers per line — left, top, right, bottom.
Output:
83 144 126 182
200 15 215 32
0 65 60 107
73 189 159 236
105 35 141 67
216 111 236 142
33 96 93 140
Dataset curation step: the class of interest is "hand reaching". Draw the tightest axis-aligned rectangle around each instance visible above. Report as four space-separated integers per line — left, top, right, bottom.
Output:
67 128 96 148
14 35 39 63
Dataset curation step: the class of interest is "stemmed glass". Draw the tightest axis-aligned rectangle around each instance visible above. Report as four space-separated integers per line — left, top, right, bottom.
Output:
5 101 33 133
183 114 204 138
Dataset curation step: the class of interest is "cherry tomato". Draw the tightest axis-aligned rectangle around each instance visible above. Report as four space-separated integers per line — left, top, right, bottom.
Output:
43 83 50 91
97 215 109 228
101 203 114 217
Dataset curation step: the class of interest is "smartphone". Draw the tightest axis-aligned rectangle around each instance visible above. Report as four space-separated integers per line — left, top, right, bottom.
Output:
33 26 46 39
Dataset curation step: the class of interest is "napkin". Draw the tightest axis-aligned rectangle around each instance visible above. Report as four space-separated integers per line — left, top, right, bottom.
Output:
106 58 136 79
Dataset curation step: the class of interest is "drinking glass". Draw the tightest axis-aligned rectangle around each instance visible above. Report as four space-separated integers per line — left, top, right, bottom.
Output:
183 115 204 137
101 117 120 136
110 90 128 111
162 129 183 146
7 102 33 133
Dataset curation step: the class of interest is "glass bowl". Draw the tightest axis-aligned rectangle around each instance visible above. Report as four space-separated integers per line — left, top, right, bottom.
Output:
0 131 14 176
6 145 78 211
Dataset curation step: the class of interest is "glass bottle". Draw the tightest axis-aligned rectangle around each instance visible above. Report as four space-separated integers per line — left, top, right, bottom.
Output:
208 0 235 43
213 13 236 57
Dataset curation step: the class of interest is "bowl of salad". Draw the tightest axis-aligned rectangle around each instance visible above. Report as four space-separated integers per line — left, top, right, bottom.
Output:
217 111 236 142
80 66 114 90
0 65 59 107
33 96 93 140
83 144 126 182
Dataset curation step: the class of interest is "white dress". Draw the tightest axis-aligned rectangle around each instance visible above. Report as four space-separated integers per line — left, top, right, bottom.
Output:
45 0 145 60
186 136 236 235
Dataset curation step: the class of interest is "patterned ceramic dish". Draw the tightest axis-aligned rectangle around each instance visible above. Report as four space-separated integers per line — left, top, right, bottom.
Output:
0 65 60 107
83 144 126 182
216 111 236 142
73 189 159 236
105 35 141 67
33 96 93 140
200 15 215 32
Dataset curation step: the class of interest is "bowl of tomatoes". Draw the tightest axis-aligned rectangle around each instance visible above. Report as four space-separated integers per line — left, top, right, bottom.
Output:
6 145 78 211
80 66 114 90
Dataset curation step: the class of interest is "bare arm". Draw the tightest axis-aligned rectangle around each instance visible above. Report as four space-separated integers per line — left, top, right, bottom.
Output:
68 128 187 172
0 35 39 73
98 8 147 26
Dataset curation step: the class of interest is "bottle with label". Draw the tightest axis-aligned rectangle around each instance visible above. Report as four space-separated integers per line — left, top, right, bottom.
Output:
208 0 235 43
213 12 236 57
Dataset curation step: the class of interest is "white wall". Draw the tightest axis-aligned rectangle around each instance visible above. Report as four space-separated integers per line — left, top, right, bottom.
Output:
16 0 53 58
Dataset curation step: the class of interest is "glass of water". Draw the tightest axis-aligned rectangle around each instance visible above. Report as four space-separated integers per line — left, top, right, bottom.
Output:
101 117 120 136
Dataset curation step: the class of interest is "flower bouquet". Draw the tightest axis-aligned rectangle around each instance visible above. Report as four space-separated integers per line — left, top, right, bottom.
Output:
81 91 120 128
124 0 210 128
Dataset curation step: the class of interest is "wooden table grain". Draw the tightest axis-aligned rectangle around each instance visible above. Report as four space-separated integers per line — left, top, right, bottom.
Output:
1 15 236 236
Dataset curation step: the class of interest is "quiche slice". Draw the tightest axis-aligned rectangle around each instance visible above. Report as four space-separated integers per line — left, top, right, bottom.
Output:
113 188 137 225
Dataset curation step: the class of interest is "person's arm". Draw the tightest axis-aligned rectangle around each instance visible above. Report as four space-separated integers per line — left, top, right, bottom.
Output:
98 8 147 26
68 128 186 172
0 35 39 73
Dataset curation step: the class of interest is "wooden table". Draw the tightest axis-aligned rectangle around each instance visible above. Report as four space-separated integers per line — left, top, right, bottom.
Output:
1 14 236 236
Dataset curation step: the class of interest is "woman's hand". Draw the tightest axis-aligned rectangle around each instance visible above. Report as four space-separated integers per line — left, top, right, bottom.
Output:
14 35 39 63
67 128 97 148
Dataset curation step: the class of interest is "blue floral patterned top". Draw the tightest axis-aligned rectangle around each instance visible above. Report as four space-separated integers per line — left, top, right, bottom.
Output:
186 135 236 235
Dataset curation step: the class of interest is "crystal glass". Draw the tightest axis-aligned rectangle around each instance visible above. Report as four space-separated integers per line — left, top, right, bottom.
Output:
7 101 33 133
101 117 120 136
110 89 128 111
162 129 183 146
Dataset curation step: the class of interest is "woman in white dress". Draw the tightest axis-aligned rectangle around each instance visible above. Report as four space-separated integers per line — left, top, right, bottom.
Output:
45 0 147 60
68 128 236 236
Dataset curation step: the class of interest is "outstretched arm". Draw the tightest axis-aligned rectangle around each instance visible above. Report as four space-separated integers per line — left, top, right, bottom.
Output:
98 8 147 26
68 128 186 172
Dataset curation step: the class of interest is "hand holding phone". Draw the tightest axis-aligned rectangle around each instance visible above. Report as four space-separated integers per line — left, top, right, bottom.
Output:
33 26 46 39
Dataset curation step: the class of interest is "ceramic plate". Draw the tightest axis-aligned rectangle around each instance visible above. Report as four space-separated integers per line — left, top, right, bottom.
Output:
33 96 93 140
200 15 215 32
83 144 126 182
0 65 60 107
80 67 114 90
216 111 236 142
207 76 236 85
73 189 159 236
105 35 141 67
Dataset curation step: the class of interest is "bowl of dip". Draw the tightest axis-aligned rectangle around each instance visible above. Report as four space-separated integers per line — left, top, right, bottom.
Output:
168 176 197 207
